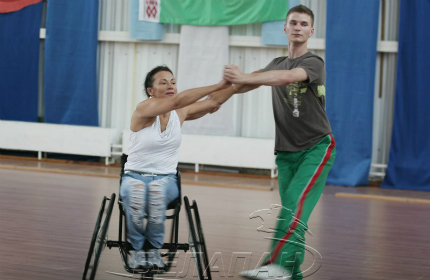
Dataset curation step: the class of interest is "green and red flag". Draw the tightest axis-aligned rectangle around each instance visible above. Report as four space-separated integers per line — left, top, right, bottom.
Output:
139 0 288 26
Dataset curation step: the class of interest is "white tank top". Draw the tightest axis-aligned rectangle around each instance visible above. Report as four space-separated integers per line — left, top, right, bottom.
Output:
125 110 181 174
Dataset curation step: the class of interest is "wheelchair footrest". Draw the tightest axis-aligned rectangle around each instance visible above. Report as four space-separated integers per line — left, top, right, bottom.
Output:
161 243 189 251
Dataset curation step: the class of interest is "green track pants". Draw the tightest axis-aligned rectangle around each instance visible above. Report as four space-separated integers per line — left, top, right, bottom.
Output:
266 134 336 279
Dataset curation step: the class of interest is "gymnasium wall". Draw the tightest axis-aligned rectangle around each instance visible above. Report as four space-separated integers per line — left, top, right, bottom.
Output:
3 0 428 190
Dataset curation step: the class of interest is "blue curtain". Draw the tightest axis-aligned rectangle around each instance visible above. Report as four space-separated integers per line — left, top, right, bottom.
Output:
325 0 379 186
0 3 43 122
382 0 430 191
44 0 99 126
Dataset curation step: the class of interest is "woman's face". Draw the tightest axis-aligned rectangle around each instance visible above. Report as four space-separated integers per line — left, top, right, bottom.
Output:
147 71 177 98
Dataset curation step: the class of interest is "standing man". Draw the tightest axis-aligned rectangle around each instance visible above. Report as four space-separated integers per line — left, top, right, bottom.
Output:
224 5 336 280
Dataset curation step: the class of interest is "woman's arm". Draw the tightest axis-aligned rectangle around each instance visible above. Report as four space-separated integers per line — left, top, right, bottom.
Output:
130 80 230 131
134 80 230 119
178 83 257 122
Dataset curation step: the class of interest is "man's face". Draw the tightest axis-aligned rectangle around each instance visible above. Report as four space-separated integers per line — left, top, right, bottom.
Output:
284 12 314 43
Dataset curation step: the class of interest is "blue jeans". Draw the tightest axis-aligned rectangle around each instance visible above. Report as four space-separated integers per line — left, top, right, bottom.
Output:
120 172 179 250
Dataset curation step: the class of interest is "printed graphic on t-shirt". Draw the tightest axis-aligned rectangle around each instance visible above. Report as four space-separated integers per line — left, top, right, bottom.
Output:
317 85 326 97
283 82 307 117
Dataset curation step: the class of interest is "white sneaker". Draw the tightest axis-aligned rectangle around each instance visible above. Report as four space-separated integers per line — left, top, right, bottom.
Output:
147 248 165 269
128 250 146 269
239 264 291 280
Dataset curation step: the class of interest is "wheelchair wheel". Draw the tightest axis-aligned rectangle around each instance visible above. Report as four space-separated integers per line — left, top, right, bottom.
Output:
191 199 211 280
82 193 116 280
184 196 211 280
82 196 107 279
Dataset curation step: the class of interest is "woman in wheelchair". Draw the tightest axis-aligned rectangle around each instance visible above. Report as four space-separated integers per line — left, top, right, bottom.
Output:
120 65 242 269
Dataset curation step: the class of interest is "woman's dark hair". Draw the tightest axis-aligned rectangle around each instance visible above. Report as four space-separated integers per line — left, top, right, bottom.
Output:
143 65 173 98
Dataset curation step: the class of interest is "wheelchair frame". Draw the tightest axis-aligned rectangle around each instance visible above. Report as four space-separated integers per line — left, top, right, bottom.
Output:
82 154 212 280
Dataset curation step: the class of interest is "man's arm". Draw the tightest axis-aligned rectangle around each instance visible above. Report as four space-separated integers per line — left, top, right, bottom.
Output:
224 65 308 86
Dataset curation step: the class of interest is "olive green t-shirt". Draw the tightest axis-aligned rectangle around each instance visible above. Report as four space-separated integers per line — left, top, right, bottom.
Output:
264 52 332 152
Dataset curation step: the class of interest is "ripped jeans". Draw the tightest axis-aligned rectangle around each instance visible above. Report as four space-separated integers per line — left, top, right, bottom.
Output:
120 172 179 250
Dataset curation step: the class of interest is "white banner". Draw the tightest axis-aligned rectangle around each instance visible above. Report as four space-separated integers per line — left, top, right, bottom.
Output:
177 25 236 136
138 0 160 22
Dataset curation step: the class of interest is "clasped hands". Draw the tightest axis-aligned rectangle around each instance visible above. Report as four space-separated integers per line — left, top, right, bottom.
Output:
221 65 247 93
223 65 263 93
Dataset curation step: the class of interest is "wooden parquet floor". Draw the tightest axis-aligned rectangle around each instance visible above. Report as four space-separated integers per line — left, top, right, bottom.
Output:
1 156 430 280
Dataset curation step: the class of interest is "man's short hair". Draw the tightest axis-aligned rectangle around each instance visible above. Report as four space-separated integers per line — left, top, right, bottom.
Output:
286 4 314 27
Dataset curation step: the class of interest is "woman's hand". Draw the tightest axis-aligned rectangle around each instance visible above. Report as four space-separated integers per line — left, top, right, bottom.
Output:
216 79 231 91
206 94 221 113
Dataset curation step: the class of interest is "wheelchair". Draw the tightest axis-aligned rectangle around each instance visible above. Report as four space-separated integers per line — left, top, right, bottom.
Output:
82 154 212 280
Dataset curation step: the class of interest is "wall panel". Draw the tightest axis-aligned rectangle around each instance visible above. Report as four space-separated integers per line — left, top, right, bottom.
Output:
36 0 400 179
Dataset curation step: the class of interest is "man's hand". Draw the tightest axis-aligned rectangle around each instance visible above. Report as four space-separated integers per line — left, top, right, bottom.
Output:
224 65 246 83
